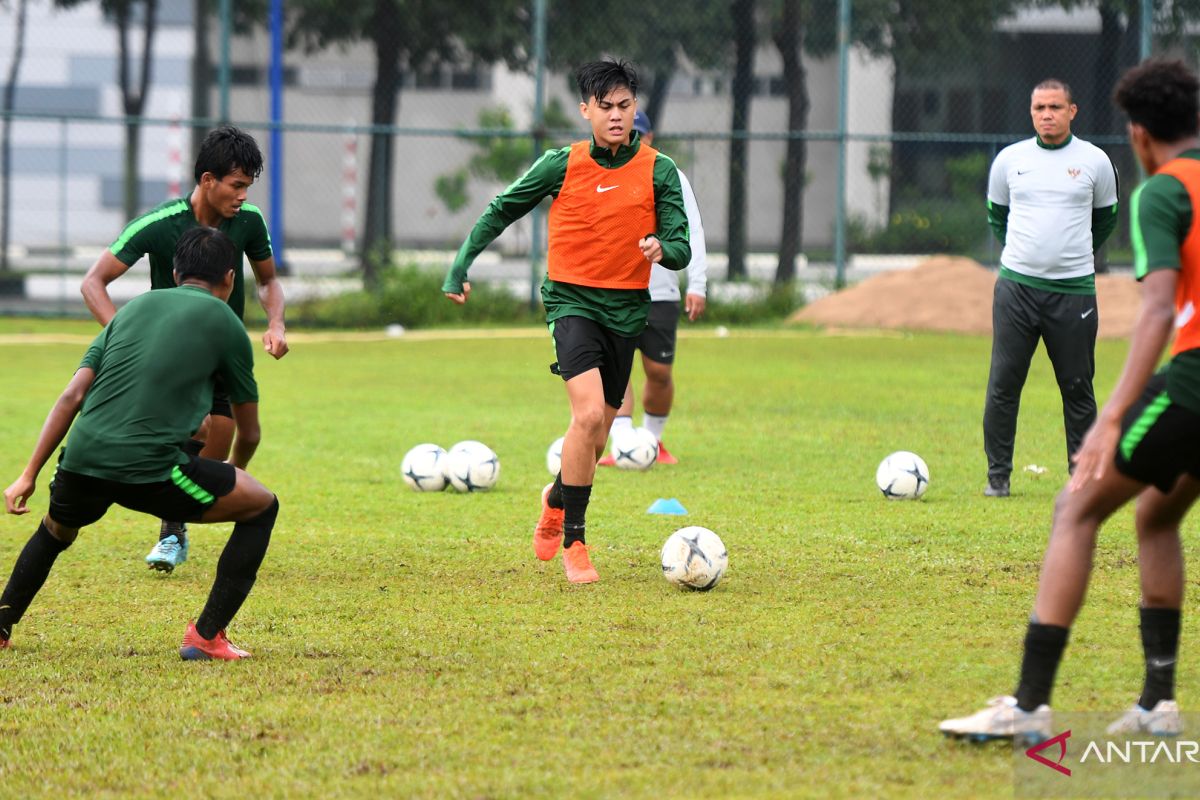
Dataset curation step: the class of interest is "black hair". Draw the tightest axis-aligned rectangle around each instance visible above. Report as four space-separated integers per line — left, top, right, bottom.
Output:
174 227 237 285
194 125 264 184
1033 78 1074 105
1114 58 1200 143
576 59 638 103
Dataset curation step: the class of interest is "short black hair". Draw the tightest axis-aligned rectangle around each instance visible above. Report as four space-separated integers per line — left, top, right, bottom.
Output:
174 227 237 285
576 59 638 103
1114 58 1200 143
1032 78 1074 105
194 125 264 184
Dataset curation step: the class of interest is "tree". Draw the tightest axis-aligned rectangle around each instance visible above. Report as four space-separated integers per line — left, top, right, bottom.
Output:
57 0 159 221
287 0 529 289
772 0 806 284
1 0 30 273
727 0 756 280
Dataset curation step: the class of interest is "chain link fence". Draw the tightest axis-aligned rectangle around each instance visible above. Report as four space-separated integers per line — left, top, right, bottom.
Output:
0 0 1194 313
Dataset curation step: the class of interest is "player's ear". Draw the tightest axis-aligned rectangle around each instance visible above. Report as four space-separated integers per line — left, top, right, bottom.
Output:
172 268 182 286
578 101 589 119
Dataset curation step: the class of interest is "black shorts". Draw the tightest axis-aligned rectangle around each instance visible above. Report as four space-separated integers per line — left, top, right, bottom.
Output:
210 375 232 419
1114 373 1200 492
549 315 639 409
637 301 680 365
47 455 237 529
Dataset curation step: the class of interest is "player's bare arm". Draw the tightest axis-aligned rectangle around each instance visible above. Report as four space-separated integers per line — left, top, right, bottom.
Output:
249 256 289 359
1070 269 1178 491
3 367 95 515
80 251 133 326
684 293 706 321
228 401 262 469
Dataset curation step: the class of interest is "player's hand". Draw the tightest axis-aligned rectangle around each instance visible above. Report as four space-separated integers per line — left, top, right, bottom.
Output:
4 474 35 515
445 281 471 305
263 325 289 359
1068 413 1121 492
685 293 706 321
639 236 663 264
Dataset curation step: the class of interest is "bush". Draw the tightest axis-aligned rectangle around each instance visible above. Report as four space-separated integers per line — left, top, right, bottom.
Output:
850 200 988 255
285 264 540 329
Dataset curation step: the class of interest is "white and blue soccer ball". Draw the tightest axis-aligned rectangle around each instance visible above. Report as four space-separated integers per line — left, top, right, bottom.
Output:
444 440 500 492
661 526 728 590
875 450 930 500
400 443 448 492
611 426 658 471
546 436 564 476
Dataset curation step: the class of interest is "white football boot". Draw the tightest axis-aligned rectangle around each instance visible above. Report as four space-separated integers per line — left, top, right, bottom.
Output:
1106 700 1182 736
939 695 1052 743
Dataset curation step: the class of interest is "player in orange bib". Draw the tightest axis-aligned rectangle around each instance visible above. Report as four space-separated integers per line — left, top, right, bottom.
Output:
442 60 690 583
941 58 1200 743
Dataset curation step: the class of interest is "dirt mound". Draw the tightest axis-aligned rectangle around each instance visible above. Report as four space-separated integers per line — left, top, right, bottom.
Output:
790 255 1141 339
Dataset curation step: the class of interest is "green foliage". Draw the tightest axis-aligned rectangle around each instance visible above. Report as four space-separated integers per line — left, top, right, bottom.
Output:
850 200 988 255
286 264 540 329
434 169 470 213
0 325 1153 796
703 283 804 325
945 151 990 203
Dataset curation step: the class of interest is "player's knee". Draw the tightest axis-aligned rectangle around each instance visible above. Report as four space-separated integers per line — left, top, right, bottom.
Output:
572 407 607 438
44 517 79 547
644 363 672 389
1060 375 1092 401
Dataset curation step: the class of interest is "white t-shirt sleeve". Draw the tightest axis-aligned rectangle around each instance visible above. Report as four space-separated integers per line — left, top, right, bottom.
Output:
678 170 707 296
1092 150 1119 208
988 148 1011 206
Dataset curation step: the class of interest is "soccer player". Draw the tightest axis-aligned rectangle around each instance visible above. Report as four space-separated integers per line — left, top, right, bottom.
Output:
598 109 707 466
940 58 1200 743
80 125 287 573
2 227 279 660
442 59 690 583
983 80 1119 497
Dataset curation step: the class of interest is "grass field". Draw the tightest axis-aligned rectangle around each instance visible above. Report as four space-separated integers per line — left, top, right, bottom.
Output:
0 318 1181 798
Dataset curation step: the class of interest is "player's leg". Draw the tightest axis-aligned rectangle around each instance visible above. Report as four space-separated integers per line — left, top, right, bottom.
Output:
983 278 1041 496
1041 290 1099 474
639 301 679 463
598 381 635 467
0 468 111 648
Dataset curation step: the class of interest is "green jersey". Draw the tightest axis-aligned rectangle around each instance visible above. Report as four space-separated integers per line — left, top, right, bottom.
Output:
442 134 691 336
109 198 273 321
1131 149 1200 413
61 285 259 483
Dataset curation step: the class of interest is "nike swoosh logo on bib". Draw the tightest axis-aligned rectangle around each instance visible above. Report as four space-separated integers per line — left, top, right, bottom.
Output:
596 184 619 193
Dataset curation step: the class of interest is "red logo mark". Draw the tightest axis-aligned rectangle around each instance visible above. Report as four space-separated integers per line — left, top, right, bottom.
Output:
1067 168 1081 179
1026 730 1072 777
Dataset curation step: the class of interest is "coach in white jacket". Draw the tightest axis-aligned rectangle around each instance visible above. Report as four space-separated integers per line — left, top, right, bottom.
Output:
983 79 1119 497
601 110 708 466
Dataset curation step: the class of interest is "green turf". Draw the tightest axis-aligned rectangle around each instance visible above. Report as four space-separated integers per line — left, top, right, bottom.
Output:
0 325 1175 797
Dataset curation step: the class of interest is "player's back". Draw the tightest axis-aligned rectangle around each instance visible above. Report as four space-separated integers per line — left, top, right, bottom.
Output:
63 286 249 482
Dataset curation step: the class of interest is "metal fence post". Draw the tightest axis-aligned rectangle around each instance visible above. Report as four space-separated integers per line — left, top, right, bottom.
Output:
529 0 548 310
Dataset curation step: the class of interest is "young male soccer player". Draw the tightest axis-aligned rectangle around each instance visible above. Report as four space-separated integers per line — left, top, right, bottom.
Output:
598 109 707 466
940 58 1200 742
2 227 278 660
81 125 288 574
442 60 690 583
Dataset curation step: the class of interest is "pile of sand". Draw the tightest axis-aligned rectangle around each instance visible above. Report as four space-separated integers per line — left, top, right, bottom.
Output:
789 255 1142 339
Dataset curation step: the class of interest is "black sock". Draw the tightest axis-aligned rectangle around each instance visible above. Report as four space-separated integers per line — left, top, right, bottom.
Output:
1138 607 1181 710
561 483 591 549
1014 623 1070 711
196 498 277 640
547 473 564 510
0 523 72 640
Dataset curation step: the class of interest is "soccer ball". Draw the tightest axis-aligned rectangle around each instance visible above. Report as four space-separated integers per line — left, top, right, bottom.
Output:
444 440 500 492
611 426 658 471
546 436 564 476
400 443 448 492
661 526 728 590
875 450 930 500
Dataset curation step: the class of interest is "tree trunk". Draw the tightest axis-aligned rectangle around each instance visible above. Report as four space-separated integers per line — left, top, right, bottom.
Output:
642 53 676 133
726 0 756 280
191 0 212 163
773 0 808 285
116 0 159 220
362 14 403 290
1 0 29 272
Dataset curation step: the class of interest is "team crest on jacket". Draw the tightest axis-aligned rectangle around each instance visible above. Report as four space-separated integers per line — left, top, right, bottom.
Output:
1067 167 1081 178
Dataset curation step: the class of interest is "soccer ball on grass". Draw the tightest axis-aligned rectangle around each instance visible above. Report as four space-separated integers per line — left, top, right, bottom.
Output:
661 526 728 590
875 450 929 500
611 426 658 471
400 443 448 492
444 440 500 492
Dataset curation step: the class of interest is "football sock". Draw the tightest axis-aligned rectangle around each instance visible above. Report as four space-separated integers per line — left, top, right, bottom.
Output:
1014 622 1070 712
196 497 277 640
643 413 668 441
547 473 564 510
0 522 72 639
561 483 592 549
609 415 633 436
1138 606 1181 709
